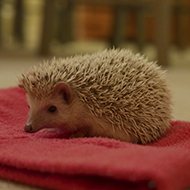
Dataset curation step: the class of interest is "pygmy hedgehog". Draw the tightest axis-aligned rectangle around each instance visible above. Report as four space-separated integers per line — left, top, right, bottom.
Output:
18 49 172 144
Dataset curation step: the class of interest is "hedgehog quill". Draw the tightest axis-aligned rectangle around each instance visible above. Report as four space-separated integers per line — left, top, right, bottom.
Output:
18 49 172 144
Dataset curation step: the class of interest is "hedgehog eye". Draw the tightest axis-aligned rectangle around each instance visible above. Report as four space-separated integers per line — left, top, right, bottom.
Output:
28 105 30 109
48 106 57 113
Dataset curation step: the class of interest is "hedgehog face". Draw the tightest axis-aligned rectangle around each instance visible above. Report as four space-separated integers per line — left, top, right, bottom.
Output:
24 82 76 134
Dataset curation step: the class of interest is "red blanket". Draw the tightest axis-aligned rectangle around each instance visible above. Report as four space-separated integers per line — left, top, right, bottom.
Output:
0 87 190 190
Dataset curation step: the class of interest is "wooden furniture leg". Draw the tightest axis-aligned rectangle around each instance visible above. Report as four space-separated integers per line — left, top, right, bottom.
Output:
154 0 172 66
38 0 55 56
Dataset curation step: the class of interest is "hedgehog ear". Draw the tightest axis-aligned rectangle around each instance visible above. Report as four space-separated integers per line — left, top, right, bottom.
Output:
53 82 73 104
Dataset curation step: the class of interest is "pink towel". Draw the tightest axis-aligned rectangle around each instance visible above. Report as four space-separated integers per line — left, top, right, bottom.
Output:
0 87 190 190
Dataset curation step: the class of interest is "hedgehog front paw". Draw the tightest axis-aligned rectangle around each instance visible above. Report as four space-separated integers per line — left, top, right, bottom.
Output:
41 128 60 133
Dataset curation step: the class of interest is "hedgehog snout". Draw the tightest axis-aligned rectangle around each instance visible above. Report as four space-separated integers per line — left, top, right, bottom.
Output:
24 123 33 133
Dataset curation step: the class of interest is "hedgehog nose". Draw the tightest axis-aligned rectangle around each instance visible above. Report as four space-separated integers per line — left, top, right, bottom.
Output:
24 123 33 133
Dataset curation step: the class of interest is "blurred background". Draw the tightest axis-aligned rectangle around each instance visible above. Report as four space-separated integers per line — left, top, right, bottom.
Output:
0 0 190 119
0 1 190 189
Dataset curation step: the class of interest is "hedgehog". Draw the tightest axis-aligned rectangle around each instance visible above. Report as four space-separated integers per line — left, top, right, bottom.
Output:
18 49 172 144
